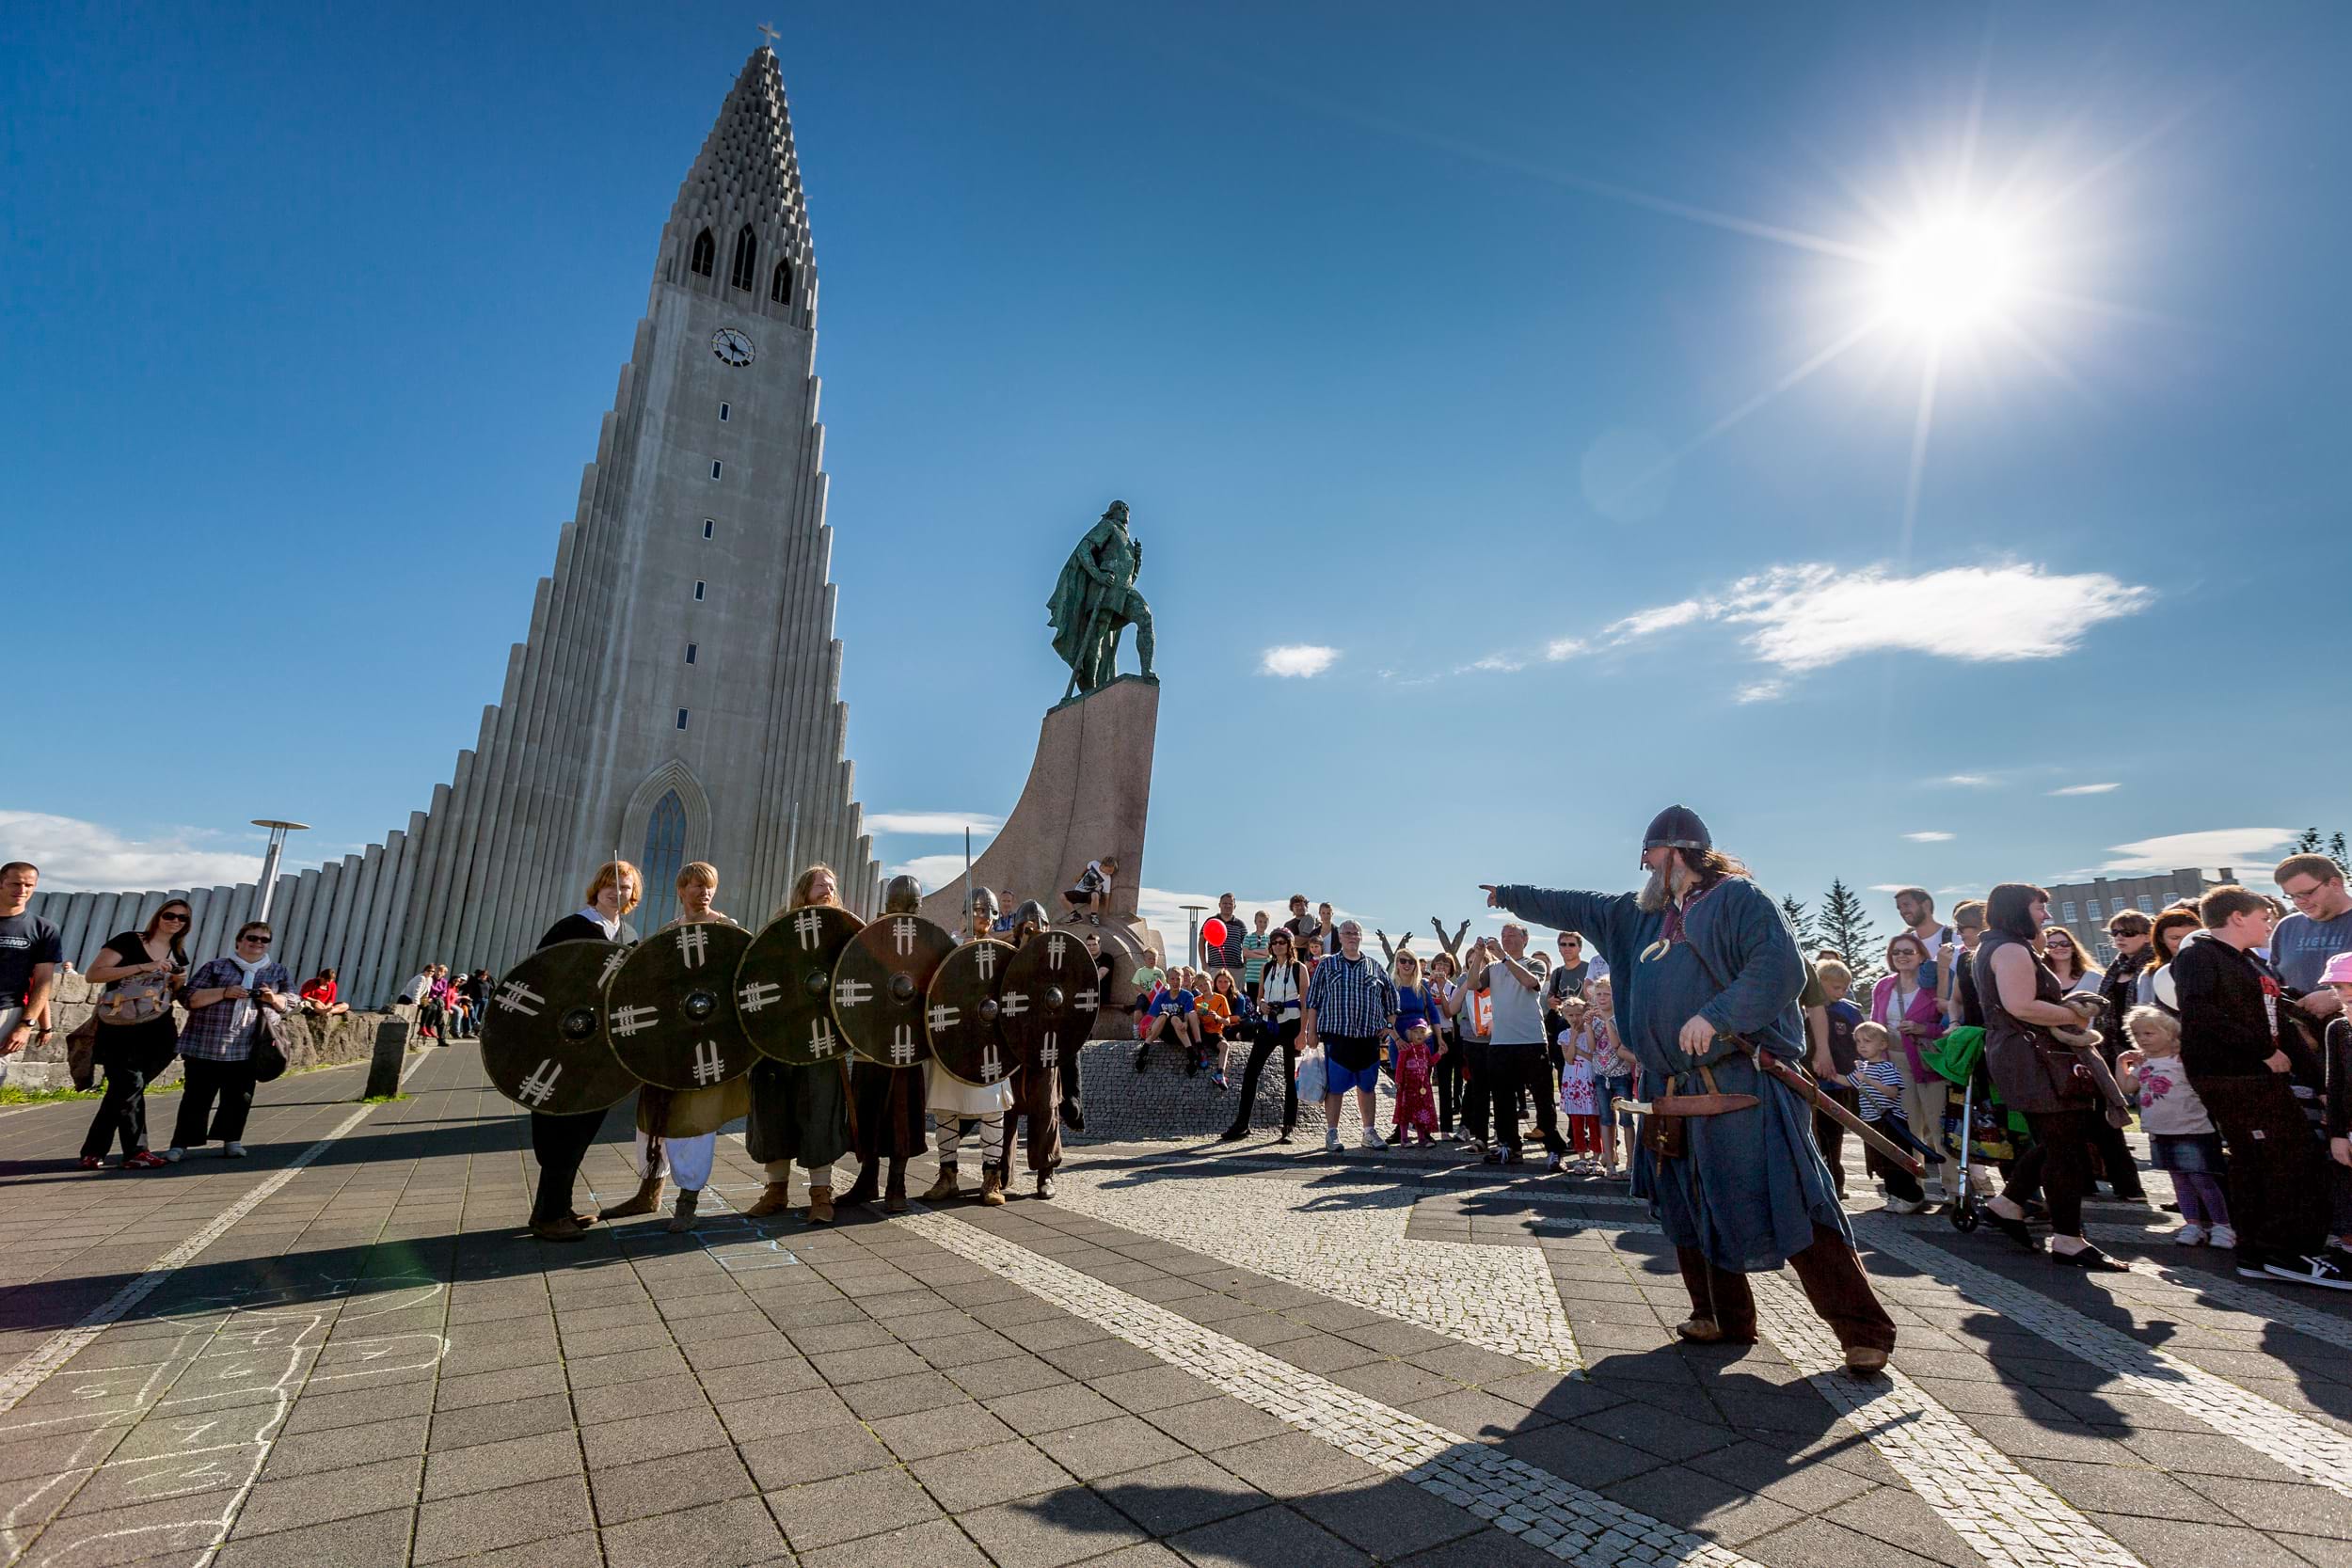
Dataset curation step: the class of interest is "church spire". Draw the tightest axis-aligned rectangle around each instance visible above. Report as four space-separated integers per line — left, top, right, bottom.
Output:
660 44 815 325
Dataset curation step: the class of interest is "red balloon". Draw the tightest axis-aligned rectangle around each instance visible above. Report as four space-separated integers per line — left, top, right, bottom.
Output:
1200 917 1228 951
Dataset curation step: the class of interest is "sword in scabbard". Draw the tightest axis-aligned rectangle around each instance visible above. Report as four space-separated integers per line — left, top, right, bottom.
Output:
1744 1047 1927 1179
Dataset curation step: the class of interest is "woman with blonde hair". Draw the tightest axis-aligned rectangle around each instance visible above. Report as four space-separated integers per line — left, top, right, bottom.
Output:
604 863 748 1233
527 860 642 1242
740 863 854 1224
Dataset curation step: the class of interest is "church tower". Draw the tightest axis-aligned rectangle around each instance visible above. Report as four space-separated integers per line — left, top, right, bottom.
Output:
31 46 877 996
400 43 875 969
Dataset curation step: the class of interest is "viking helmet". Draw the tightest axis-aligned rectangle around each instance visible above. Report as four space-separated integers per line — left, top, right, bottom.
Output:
882 874 923 914
969 885 1001 920
1642 804 1711 854
1010 898 1050 931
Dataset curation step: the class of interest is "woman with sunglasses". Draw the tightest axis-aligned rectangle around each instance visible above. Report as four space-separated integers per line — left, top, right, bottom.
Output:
168 921 293 1161
78 900 194 1170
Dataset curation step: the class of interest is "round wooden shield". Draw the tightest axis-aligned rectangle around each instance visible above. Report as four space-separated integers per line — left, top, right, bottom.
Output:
602 920 755 1092
927 940 1015 1088
480 940 640 1116
1000 928 1102 1078
831 912 956 1068
734 904 866 1066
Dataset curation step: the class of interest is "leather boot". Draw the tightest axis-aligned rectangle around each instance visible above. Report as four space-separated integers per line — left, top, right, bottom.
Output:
530 1215 585 1243
979 1168 1006 1207
1036 1171 1057 1200
841 1161 880 1206
805 1184 835 1225
920 1162 961 1202
601 1175 662 1219
884 1159 910 1214
744 1180 793 1217
665 1188 701 1233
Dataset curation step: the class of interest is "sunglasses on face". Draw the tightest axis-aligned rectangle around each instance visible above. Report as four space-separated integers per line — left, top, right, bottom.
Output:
240 936 271 945
160 913 189 924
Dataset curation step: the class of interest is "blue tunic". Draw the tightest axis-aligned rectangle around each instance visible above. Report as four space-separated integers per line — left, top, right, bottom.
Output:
1494 877 1850 1272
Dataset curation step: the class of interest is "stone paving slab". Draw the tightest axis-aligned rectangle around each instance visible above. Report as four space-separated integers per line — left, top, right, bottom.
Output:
1 1044 2344 1567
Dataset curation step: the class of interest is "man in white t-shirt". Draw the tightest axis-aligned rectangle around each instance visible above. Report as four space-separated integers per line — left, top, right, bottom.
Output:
1470 925 1568 1165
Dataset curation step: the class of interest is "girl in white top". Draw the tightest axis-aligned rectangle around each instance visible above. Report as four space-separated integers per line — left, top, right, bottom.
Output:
2115 1006 2233 1248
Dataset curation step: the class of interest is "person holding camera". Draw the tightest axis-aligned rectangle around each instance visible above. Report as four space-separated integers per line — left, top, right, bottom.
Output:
168 922 292 1161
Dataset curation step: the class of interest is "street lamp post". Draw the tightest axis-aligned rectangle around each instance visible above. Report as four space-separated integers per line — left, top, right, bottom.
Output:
1178 903 1209 969
250 819 310 923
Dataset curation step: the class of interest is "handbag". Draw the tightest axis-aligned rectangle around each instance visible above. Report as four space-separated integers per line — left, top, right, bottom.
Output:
96 967 174 1027
246 1011 289 1083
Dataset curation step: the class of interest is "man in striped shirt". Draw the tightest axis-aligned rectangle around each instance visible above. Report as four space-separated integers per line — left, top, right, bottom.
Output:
1302 920 1398 1152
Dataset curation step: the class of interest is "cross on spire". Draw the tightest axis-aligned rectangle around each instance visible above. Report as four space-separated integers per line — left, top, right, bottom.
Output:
756 22 780 49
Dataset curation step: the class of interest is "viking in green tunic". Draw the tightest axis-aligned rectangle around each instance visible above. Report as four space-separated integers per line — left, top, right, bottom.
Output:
1048 500 1156 696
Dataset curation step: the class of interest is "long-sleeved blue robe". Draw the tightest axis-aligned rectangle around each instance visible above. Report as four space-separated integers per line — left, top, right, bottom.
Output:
1495 876 1850 1272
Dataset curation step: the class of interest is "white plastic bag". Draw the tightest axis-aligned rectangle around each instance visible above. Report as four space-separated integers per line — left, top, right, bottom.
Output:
1294 1046 1327 1101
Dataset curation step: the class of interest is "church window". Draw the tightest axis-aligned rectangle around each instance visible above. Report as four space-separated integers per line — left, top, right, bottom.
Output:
771 259 793 306
639 790 687 930
693 581 706 601
2137 895 2154 913
729 226 757 291
711 460 723 479
2087 899 2102 920
2060 901 2078 923
702 518 715 539
685 642 697 664
675 709 690 730
719 402 729 422
689 229 715 278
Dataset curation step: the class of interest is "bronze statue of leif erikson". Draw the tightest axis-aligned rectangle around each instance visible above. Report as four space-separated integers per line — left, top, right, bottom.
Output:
1047 500 1157 700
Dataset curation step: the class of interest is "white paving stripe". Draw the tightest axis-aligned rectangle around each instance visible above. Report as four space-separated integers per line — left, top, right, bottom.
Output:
1856 1216 2352 1500
901 1209 1757 1568
0 1046 435 1416
1078 1166 2142 1568
1048 1166 1584 1374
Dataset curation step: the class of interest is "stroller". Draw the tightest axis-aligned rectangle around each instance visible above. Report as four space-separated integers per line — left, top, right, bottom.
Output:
1923 1025 2018 1233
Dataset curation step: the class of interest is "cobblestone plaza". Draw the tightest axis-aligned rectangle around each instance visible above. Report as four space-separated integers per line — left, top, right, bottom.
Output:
4 1044 2347 1568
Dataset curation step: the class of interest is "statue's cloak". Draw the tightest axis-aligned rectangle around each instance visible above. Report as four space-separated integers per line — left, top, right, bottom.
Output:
1047 518 1120 672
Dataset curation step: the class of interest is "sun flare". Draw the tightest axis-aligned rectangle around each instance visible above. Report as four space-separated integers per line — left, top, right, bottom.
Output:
1878 213 2024 337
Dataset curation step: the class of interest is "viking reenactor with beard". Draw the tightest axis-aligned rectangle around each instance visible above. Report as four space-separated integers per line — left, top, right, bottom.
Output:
993 899 1064 1200
741 864 855 1226
1482 805 1897 1373
841 874 933 1214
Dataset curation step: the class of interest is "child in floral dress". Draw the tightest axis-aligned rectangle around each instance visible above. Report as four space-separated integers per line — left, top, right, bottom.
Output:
1555 1017 1603 1171
1389 952 1439 1145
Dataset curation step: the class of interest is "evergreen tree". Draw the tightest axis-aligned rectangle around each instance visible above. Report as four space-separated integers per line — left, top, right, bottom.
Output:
2329 832 2347 865
1780 894 1818 950
1819 879 1881 982
2294 827 2324 854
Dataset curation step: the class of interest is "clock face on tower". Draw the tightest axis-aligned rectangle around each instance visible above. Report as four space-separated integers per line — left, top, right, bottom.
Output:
711 328 755 367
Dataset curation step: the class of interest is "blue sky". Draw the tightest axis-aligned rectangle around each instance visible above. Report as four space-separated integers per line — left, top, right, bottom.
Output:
5 2 2347 944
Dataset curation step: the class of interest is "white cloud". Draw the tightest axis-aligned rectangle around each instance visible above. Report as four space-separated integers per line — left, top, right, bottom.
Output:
1904 831 1956 843
1549 561 2152 685
880 853 974 890
1721 563 2152 673
866 811 1004 836
1457 655 1524 674
1543 638 1586 661
1868 883 1912 894
1735 680 1787 704
1260 643 1340 678
0 811 265 894
1602 600 1711 641
2101 828 2294 877
1932 773 1995 787
2047 783 2120 798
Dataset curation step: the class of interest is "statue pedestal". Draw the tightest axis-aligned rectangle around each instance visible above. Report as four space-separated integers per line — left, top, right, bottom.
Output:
918 675 1163 1033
